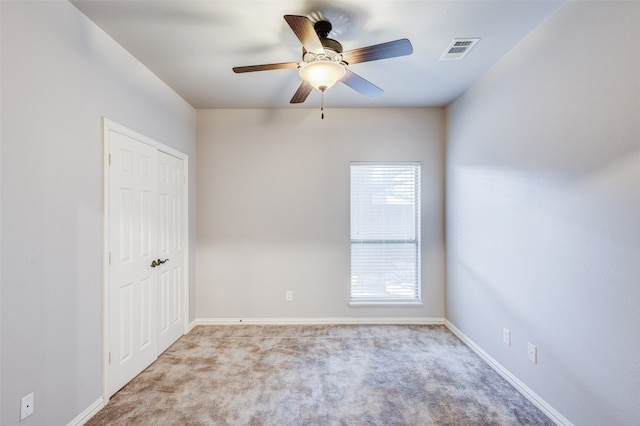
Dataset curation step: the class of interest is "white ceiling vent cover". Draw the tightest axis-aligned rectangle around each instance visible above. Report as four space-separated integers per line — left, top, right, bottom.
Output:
439 38 480 61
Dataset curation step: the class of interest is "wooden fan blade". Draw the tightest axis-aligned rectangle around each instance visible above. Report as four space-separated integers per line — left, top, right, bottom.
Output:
341 39 413 65
290 80 313 104
340 69 383 99
233 62 300 73
284 15 325 55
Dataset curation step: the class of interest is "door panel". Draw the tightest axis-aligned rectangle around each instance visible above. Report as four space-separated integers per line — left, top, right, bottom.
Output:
157 151 186 354
109 132 158 396
118 282 133 362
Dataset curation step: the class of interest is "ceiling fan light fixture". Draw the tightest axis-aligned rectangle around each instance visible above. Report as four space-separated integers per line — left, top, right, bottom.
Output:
299 60 345 91
233 15 413 106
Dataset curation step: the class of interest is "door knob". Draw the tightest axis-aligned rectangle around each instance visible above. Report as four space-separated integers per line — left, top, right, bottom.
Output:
150 258 169 268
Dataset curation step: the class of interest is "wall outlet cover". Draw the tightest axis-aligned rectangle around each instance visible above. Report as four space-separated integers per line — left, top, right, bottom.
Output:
20 392 34 420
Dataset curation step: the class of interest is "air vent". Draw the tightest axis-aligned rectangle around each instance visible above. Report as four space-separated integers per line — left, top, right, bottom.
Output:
439 38 480 61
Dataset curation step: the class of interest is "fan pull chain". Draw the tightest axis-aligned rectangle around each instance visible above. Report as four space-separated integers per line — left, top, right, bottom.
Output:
321 89 325 120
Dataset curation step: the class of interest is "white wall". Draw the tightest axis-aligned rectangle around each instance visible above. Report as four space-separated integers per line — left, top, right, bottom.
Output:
197 108 444 321
446 2 640 424
0 1 196 424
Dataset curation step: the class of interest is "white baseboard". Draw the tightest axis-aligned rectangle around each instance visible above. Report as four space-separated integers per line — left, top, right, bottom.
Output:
67 397 105 426
444 320 572 426
192 317 445 326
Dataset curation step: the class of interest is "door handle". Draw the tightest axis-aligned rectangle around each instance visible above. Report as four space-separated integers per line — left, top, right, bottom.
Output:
150 258 169 268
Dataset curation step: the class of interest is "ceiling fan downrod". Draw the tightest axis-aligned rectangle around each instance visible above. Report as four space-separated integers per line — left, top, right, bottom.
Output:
314 20 332 39
315 21 334 120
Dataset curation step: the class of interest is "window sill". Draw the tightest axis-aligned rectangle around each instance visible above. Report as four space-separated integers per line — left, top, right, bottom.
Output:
349 300 424 307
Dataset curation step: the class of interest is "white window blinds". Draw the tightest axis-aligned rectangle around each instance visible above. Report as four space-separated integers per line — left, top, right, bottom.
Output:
350 162 421 303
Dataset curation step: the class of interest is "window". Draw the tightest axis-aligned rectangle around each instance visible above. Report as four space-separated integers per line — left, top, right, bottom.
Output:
350 162 421 304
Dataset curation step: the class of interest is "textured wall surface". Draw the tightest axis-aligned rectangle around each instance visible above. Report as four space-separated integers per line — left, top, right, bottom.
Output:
196 108 445 321
1 2 195 424
446 2 640 424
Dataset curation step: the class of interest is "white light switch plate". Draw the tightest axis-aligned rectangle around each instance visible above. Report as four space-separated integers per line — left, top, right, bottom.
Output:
528 343 538 364
503 328 511 346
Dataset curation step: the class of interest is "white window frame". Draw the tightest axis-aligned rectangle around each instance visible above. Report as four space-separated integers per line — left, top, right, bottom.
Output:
349 162 422 306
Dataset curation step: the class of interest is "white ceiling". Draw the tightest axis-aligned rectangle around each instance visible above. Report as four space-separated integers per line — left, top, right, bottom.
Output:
71 0 565 109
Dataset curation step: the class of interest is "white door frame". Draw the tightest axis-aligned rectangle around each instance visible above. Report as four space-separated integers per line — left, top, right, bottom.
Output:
102 118 189 401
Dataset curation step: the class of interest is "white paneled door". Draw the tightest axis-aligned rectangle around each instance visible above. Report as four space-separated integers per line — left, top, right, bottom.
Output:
106 123 187 397
157 151 186 353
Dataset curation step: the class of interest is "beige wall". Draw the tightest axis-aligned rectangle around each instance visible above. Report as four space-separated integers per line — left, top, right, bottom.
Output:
446 2 640 424
196 108 445 320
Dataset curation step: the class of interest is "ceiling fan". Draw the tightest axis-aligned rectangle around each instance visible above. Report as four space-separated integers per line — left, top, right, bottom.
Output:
233 15 413 110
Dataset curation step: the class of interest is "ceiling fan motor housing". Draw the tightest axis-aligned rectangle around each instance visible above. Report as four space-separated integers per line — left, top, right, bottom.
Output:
303 38 343 61
302 21 344 63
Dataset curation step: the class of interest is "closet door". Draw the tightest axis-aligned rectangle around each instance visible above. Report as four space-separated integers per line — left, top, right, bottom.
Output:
157 150 186 353
108 131 159 396
106 124 188 397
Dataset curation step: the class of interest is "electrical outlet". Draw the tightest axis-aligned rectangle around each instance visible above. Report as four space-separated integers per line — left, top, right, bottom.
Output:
528 343 538 364
285 290 293 301
503 328 511 346
20 392 34 420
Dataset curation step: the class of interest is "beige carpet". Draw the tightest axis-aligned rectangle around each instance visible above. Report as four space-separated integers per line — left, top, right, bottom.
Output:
87 325 553 425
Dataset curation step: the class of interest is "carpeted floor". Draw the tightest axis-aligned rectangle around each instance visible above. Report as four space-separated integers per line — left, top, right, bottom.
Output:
86 325 554 425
